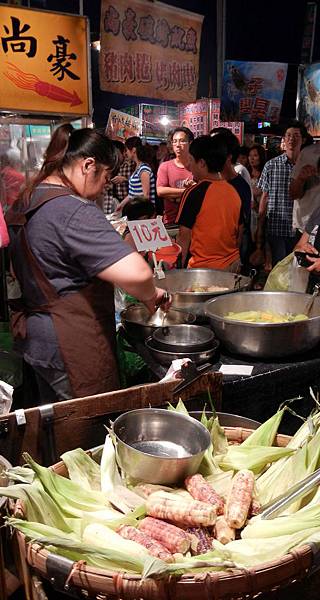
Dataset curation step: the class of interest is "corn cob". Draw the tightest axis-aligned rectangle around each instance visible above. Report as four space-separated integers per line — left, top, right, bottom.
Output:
117 525 174 562
248 497 261 517
225 469 255 529
146 491 216 527
214 515 235 545
186 527 213 555
185 473 225 515
133 483 173 498
139 516 190 554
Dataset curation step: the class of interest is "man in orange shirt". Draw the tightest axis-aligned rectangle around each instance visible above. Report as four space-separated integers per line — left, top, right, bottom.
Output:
176 135 243 271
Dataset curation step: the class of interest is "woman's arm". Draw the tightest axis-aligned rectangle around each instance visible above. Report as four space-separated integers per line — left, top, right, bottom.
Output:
97 252 169 313
140 170 151 200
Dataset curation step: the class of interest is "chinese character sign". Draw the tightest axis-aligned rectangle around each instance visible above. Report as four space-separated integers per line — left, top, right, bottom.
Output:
178 99 211 137
0 5 90 116
221 60 288 124
127 217 172 253
106 108 142 141
100 0 204 102
298 62 320 136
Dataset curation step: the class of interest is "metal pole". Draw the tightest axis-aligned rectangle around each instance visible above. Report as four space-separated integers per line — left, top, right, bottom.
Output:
216 0 226 99
79 0 83 16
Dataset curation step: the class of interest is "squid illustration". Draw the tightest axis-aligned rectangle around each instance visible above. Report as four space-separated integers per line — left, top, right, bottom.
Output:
4 63 82 107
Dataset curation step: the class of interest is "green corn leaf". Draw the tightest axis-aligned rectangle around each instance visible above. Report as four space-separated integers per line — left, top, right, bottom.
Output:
61 448 101 491
216 445 295 474
241 407 286 447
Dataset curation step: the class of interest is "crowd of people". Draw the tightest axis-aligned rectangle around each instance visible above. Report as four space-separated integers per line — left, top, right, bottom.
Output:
2 117 320 403
91 121 320 284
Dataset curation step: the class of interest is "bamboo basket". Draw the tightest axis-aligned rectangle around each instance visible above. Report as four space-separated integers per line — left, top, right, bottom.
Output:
12 427 318 600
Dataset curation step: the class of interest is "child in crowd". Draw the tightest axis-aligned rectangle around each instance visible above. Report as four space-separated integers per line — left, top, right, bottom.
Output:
122 196 156 251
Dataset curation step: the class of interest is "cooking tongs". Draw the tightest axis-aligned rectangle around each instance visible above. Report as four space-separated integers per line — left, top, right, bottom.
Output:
172 361 212 396
259 466 320 520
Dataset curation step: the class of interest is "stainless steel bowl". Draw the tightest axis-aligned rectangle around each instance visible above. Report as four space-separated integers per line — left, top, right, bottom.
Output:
152 324 215 353
113 408 211 484
121 303 196 341
145 336 219 366
205 291 320 359
157 269 252 314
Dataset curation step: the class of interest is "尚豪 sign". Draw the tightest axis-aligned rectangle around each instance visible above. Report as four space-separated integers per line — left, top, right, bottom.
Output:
0 5 90 116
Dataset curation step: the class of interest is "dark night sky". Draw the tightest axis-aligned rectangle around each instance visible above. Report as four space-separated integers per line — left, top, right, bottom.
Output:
11 1 320 128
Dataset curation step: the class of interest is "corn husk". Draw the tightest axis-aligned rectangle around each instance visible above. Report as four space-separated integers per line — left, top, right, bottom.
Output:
22 453 139 529
61 448 101 491
6 518 152 574
0 480 80 535
242 503 320 539
222 529 320 567
216 445 295 474
241 407 286 447
256 426 320 508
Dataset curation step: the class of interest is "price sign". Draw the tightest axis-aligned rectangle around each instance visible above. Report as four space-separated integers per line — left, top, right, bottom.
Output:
127 217 172 252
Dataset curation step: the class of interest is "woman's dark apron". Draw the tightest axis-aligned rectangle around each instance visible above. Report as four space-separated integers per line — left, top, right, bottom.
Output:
6 187 120 398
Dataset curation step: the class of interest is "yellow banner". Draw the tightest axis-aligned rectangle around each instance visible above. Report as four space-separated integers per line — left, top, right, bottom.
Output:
99 0 203 102
0 5 90 116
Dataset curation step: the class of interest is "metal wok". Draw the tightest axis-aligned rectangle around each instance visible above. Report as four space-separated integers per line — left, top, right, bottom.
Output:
157 269 252 314
204 291 320 359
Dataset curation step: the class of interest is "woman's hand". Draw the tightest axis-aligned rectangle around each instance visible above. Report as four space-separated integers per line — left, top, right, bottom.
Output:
115 196 130 213
111 175 127 184
142 288 172 314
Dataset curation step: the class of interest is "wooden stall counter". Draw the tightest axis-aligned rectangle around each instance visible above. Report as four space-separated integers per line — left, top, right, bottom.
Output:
0 372 222 467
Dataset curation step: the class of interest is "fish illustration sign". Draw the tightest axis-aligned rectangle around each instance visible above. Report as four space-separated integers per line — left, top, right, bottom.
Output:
221 60 288 124
0 5 90 116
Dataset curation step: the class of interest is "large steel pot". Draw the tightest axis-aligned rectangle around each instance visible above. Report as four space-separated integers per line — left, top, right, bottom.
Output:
157 269 252 314
205 291 320 359
121 303 195 341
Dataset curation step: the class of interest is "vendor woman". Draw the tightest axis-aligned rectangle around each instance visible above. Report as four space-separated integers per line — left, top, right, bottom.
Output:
7 124 169 403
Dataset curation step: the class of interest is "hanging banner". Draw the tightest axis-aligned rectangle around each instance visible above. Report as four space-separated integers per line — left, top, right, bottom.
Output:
300 2 317 64
178 99 210 137
221 60 288 124
0 5 90 116
105 108 142 141
99 0 204 102
209 98 221 130
298 62 320 136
